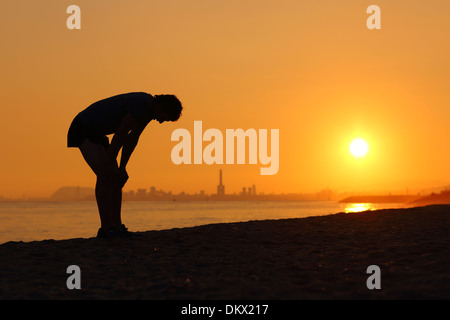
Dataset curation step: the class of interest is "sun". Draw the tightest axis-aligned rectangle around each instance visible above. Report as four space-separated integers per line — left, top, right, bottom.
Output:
350 138 369 158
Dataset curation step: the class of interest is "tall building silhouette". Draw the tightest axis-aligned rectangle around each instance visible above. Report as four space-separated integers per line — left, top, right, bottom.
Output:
217 169 225 196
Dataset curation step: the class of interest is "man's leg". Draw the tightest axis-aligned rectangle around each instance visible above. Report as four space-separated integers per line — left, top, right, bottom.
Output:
79 139 121 229
95 175 115 229
111 180 123 227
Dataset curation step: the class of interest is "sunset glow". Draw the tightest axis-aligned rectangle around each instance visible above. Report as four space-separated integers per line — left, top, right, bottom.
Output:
350 139 369 158
1 1 450 199
345 203 375 213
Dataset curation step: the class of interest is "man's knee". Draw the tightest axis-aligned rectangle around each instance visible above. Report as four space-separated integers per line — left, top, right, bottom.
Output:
97 165 121 185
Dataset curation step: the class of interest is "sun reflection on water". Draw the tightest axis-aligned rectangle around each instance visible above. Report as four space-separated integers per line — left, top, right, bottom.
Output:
345 203 376 213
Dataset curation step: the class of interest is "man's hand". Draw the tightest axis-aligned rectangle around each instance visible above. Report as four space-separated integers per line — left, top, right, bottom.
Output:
100 161 127 188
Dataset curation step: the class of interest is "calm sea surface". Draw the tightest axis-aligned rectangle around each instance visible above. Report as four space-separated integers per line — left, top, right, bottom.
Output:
0 201 403 244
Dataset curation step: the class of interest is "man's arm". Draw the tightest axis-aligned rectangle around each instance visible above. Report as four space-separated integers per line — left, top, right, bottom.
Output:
107 114 146 166
119 125 144 170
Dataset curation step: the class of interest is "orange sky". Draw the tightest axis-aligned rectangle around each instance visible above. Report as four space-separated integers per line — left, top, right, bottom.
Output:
1 0 450 198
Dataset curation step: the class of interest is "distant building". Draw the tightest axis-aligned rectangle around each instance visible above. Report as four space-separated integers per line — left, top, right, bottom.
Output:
217 169 225 196
123 190 135 201
135 188 147 200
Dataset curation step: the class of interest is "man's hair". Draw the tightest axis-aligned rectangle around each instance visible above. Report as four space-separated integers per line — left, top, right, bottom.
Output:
154 94 183 121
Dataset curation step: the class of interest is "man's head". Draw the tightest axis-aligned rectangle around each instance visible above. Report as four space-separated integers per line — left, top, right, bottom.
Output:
154 94 183 123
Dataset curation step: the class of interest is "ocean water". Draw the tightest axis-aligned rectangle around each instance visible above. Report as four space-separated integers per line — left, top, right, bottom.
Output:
0 201 403 244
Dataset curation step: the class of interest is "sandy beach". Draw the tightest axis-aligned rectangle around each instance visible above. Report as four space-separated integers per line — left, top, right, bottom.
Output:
1 204 449 300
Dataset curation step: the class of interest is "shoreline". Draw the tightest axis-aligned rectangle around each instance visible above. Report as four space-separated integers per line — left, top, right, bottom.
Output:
1 204 449 299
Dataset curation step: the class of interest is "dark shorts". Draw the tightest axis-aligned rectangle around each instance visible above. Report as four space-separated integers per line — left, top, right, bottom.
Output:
67 114 110 148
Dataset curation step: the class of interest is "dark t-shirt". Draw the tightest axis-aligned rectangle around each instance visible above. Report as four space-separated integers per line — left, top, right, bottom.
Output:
79 92 155 135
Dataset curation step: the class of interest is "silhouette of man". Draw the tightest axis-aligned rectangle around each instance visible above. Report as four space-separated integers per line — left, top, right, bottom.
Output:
67 92 182 238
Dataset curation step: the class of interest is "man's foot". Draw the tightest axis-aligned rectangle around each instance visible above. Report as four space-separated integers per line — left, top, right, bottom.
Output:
96 225 132 239
119 224 143 238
